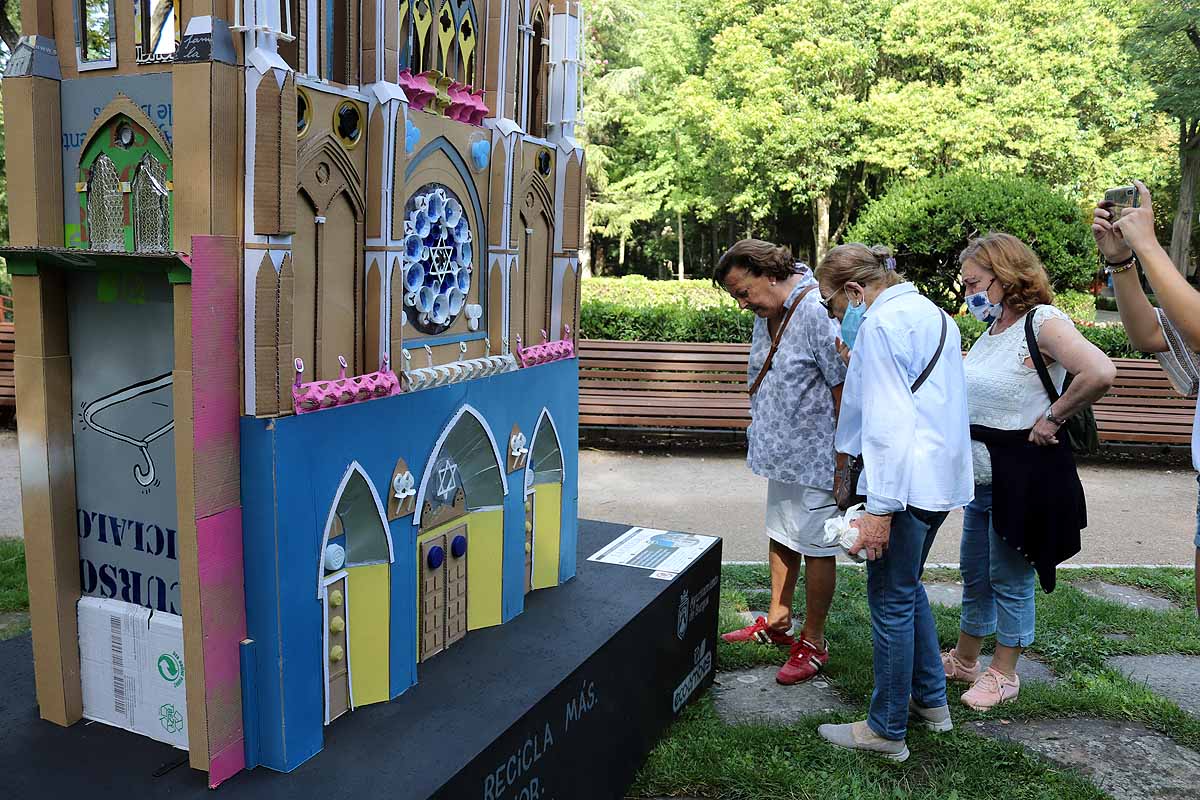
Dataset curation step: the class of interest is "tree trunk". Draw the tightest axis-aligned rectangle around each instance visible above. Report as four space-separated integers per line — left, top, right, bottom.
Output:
618 234 626 267
676 209 685 280
580 222 593 278
0 0 19 54
1169 119 1199 277
814 194 831 264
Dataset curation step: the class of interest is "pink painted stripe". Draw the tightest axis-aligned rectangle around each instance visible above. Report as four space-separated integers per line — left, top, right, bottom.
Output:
207 739 247 789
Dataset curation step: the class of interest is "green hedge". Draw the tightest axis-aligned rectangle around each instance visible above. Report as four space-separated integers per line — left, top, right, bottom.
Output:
846 171 1097 308
579 278 1143 358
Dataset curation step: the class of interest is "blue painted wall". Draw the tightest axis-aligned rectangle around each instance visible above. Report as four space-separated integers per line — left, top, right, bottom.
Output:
239 358 579 772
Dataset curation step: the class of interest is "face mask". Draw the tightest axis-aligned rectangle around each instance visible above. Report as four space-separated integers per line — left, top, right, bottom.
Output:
965 278 1003 323
840 294 866 350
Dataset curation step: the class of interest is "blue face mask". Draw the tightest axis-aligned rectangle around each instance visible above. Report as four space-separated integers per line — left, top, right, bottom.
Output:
840 296 866 349
965 278 1003 323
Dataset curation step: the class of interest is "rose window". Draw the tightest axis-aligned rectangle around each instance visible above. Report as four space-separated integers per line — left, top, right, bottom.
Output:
401 185 473 335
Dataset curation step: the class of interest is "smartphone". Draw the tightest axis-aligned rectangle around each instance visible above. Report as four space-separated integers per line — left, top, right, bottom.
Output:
1103 185 1140 221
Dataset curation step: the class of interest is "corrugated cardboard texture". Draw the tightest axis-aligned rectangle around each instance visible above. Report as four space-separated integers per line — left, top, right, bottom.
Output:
174 64 243 251
488 259 504 352
383 0 399 83
488 139 506 248
253 253 280 415
560 262 577 341
388 256 403 359
253 75 282 235
508 255 523 351
484 1 503 116
191 236 242 516
279 74 297 234
211 64 243 237
365 258 382 366
180 235 249 778
562 152 582 252
277 254 295 414
3 77 64 247
13 271 82 726
172 284 208 771
23 0 55 36
392 112 405 239
196 507 247 785
367 107 384 239
172 64 214 252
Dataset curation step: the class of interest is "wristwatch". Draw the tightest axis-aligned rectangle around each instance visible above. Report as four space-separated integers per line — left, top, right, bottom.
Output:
1044 407 1068 427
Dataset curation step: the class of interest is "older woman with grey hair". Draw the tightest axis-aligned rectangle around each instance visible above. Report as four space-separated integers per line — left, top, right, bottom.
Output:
716 239 847 686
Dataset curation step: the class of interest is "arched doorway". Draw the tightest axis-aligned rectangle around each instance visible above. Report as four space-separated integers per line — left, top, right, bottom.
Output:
414 405 507 662
317 463 394 724
523 409 563 592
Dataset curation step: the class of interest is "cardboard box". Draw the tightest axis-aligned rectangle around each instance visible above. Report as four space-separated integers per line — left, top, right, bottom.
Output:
78 597 190 750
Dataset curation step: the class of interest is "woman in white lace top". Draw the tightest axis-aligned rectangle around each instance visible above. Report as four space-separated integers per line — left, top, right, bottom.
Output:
943 233 1115 712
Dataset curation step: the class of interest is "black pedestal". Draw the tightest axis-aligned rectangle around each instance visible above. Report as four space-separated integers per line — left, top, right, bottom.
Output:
0 519 721 799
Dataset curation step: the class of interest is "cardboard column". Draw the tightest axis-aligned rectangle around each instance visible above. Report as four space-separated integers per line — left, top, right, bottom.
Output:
3 77 64 247
175 236 248 786
13 269 81 727
21 0 56 36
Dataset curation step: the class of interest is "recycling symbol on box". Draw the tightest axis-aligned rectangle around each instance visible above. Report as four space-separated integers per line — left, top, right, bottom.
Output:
158 652 184 687
159 703 184 734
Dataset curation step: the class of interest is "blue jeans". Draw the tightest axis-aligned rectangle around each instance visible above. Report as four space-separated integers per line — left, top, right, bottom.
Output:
866 507 950 741
959 485 1036 648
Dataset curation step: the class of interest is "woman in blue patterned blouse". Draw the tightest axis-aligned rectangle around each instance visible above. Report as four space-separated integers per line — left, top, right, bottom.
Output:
715 239 848 686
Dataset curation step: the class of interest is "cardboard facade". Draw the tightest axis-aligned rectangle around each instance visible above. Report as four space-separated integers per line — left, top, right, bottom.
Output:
9 0 586 787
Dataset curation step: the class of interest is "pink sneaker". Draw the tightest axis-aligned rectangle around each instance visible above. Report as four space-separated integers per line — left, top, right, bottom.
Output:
961 667 1020 711
942 649 981 683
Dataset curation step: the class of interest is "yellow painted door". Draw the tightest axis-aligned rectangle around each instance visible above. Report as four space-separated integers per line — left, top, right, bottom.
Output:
531 482 561 590
347 563 390 706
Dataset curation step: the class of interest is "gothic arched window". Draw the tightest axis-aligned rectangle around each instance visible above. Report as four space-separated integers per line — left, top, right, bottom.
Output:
132 154 171 252
86 154 124 251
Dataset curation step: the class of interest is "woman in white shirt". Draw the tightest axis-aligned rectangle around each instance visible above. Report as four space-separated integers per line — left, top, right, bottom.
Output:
814 244 973 763
944 232 1115 712
1093 182 1200 618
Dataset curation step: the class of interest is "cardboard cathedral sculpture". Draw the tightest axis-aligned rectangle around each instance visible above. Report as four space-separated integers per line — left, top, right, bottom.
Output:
2 0 585 784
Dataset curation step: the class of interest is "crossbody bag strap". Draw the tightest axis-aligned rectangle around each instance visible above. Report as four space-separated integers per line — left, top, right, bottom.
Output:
910 310 948 393
748 285 816 397
1024 307 1061 403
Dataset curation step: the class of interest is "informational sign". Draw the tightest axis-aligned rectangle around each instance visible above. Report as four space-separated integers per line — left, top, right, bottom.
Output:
587 527 718 575
69 271 180 614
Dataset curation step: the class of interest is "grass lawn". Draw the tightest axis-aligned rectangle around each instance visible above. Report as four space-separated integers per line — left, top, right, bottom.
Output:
0 543 1195 797
629 564 1200 800
0 538 29 639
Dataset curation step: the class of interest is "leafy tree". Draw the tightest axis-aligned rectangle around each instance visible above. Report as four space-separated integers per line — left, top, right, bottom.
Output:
1125 1 1200 274
846 171 1096 309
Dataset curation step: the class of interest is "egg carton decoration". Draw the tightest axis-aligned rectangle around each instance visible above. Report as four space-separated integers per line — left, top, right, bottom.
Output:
401 185 474 336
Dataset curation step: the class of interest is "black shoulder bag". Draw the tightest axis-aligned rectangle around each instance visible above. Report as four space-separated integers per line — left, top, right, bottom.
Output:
1024 309 1100 456
834 311 949 510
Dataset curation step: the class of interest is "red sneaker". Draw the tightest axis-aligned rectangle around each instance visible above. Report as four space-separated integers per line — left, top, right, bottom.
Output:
721 616 796 647
776 637 829 685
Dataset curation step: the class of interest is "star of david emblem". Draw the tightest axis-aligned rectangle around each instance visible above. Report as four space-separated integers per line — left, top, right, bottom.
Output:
436 458 459 500
428 231 456 283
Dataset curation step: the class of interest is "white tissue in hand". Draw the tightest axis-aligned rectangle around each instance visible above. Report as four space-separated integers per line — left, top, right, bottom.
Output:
822 504 868 562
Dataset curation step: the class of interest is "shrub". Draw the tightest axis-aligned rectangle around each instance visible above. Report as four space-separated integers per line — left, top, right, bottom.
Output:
581 276 734 309
846 171 1097 310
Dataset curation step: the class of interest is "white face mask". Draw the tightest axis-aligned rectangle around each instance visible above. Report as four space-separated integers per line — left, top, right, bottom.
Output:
965 278 1003 323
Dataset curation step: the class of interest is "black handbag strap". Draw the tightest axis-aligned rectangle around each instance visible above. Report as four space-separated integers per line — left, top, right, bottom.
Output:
911 311 949 393
1024 307 1061 402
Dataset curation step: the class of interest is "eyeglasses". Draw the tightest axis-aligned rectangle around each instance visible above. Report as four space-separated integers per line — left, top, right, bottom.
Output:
817 287 844 314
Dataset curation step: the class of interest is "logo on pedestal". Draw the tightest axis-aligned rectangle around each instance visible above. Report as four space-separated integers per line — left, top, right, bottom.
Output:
676 588 690 640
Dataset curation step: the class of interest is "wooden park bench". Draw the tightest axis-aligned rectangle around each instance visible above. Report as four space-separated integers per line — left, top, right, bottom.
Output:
0 296 13 411
579 339 1196 447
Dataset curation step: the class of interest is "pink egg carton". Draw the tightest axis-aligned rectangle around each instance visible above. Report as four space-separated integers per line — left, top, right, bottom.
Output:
292 354 403 415
398 69 437 112
515 326 576 368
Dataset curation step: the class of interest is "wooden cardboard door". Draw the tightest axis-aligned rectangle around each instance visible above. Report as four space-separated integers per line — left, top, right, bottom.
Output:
324 576 350 723
445 525 468 647
419 535 447 661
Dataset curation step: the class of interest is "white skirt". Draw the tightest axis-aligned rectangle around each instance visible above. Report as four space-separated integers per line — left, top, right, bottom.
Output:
765 480 842 558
